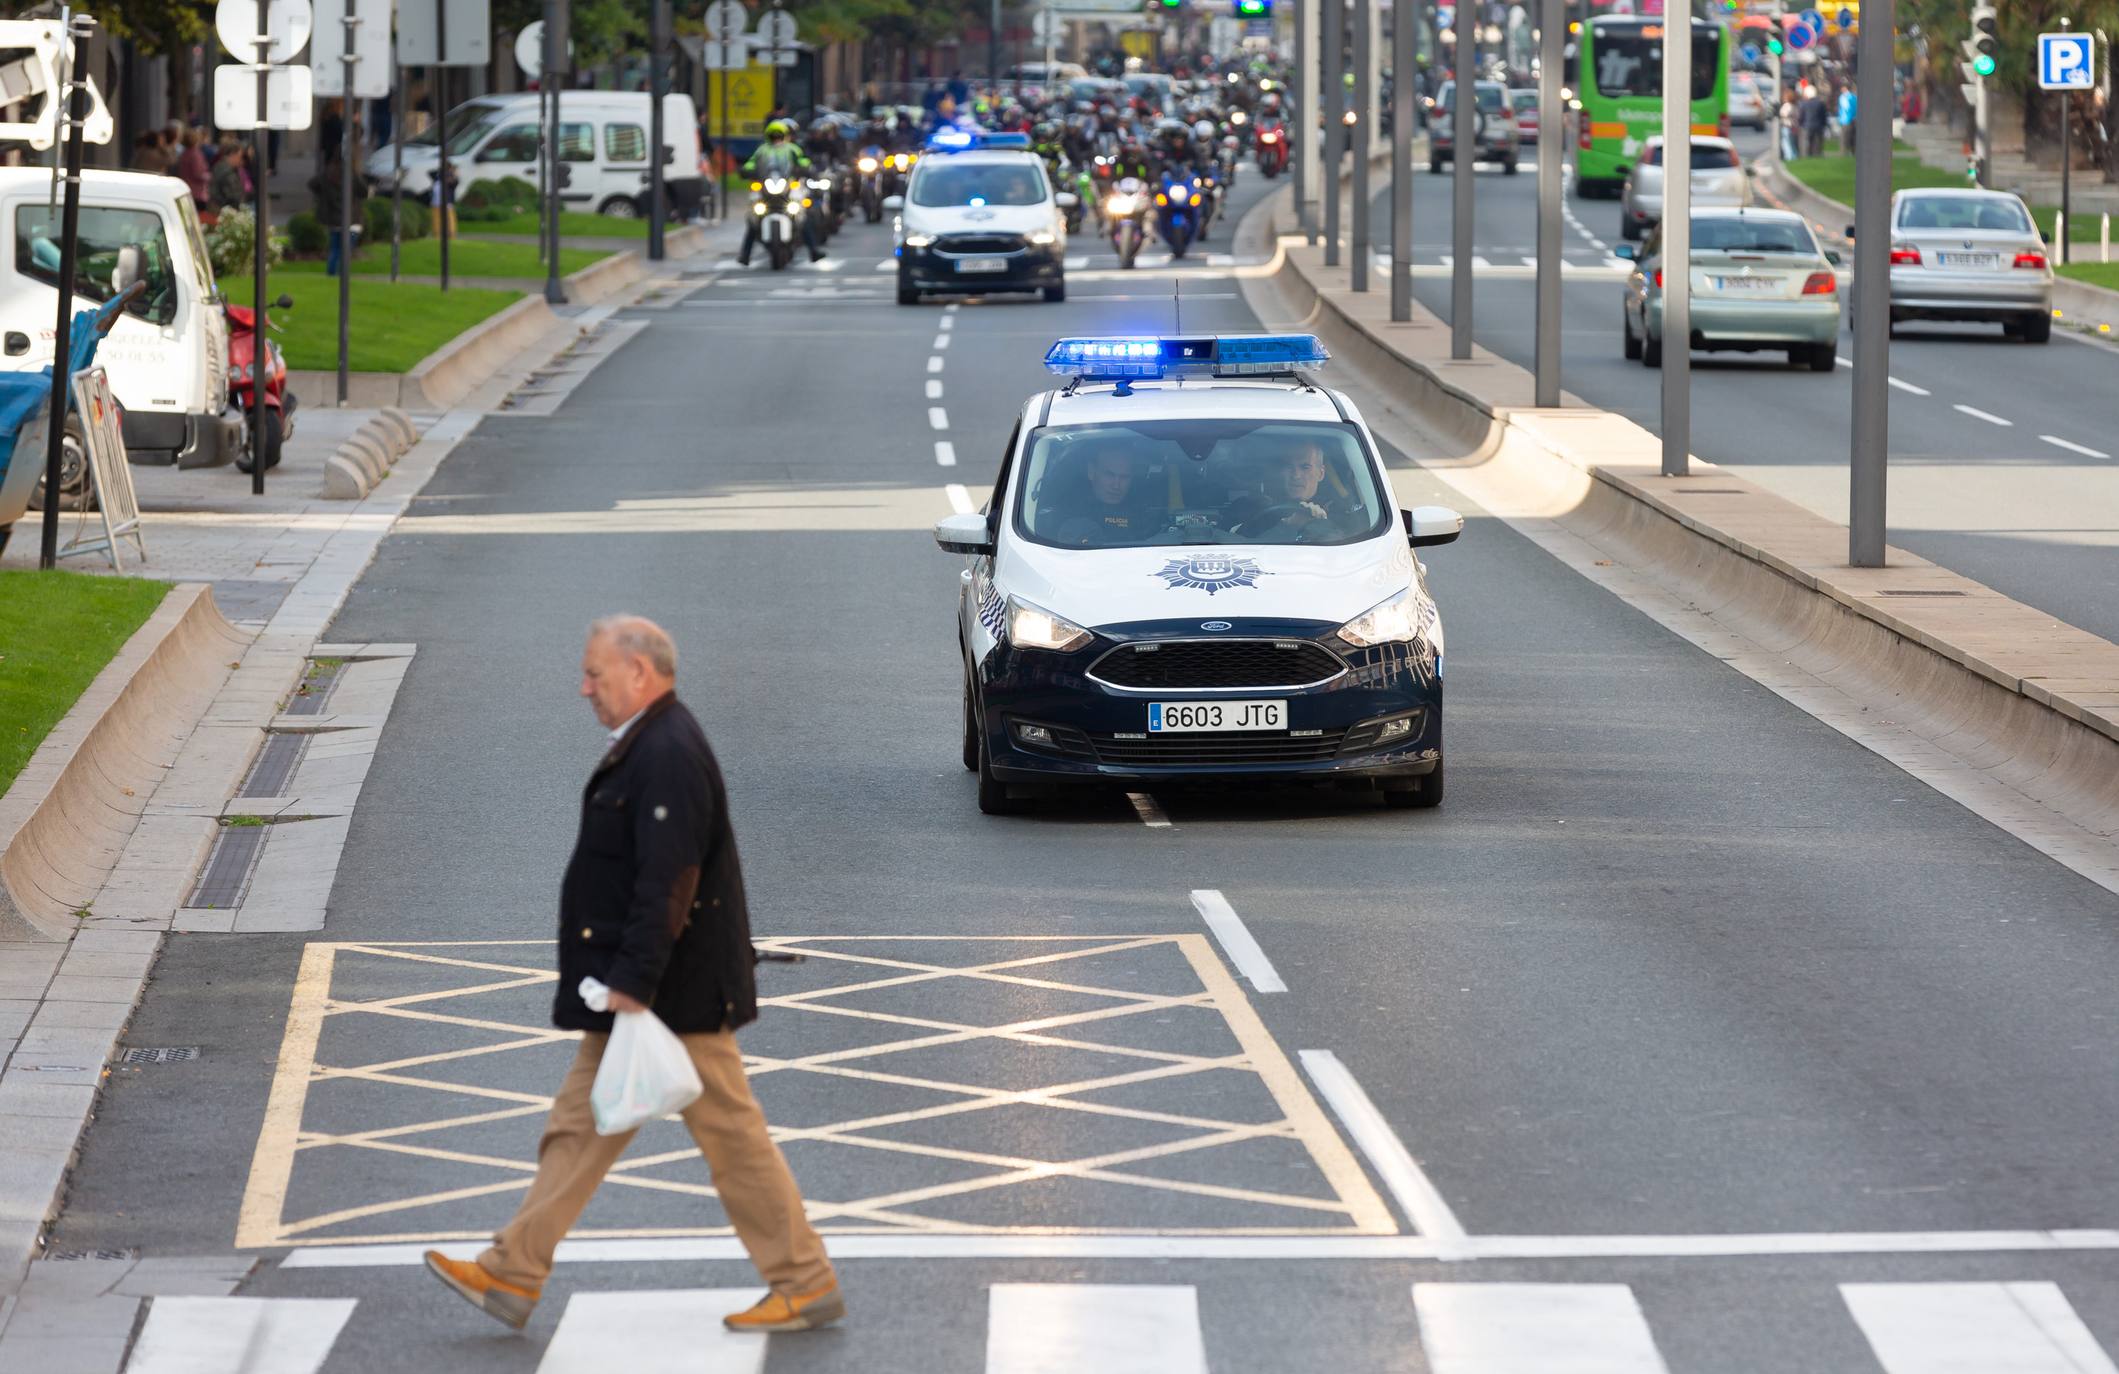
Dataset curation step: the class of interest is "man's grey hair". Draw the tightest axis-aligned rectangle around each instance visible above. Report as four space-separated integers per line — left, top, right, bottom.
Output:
588 615 678 678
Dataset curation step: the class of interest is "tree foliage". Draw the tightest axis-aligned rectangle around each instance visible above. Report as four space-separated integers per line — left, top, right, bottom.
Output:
78 0 211 55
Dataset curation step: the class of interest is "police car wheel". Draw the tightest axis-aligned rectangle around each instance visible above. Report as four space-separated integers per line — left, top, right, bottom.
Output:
961 676 980 773
1382 760 1444 809
898 273 920 306
1043 282 1066 303
976 737 1022 815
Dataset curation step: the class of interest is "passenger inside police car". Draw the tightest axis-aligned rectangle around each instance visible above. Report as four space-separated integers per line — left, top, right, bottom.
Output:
1046 442 1165 546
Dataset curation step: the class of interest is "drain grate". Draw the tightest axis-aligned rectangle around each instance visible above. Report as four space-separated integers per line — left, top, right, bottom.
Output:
119 1046 198 1064
186 825 267 908
1672 487 1746 495
285 658 344 716
240 731 308 798
1876 588 1971 597
44 1249 139 1262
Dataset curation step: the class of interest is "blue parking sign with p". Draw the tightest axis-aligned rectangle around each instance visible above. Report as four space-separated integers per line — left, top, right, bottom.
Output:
2038 32 2094 90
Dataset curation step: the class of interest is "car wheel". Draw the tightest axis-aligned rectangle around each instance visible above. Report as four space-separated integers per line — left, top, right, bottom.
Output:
28 414 92 510
1043 281 1066 303
597 195 642 219
1642 330 1662 368
975 734 1022 815
1383 759 1444 809
1429 156 1445 175
1806 342 1836 372
1620 216 1640 242
2022 311 2052 344
897 273 919 306
1623 309 1642 360
961 674 980 773
1503 156 1519 175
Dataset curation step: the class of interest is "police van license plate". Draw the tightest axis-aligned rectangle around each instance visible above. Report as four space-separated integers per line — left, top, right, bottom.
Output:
957 257 1007 273
1149 700 1286 733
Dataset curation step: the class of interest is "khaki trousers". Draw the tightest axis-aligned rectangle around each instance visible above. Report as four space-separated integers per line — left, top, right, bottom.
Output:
480 1029 834 1295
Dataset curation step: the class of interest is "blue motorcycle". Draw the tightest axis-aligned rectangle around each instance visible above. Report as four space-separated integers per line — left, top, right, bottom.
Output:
1156 168 1200 259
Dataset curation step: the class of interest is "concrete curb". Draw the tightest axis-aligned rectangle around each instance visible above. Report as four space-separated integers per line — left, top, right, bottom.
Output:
318 406 424 502
0 585 251 942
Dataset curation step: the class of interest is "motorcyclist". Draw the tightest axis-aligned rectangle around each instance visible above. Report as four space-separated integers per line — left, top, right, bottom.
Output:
1031 120 1067 180
738 119 825 265
1108 136 1157 187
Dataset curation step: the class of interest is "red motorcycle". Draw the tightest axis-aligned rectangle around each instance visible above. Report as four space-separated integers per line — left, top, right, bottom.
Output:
1254 120 1288 178
228 293 296 474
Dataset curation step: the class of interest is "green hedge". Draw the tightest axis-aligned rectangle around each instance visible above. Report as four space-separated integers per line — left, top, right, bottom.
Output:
285 212 328 256
363 196 430 243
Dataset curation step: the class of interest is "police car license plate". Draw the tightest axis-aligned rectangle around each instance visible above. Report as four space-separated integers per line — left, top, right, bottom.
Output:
1149 700 1286 733
957 257 1007 273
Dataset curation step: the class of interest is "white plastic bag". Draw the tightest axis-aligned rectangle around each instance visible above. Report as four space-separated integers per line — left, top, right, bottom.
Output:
581 977 703 1135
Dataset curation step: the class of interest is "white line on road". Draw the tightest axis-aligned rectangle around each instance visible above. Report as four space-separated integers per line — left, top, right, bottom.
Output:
1299 1049 1467 1250
1842 1283 2118 1374
926 379 943 399
873 259 895 271
928 407 949 431
1887 376 1931 395
1413 1285 1673 1373
935 441 957 467
1954 403 2013 426
988 1285 1207 1374
538 1290 768 1373
2040 434 2110 458
944 301 960 313
1066 254 1089 269
1188 889 1285 993
1126 793 1171 828
945 483 975 513
933 333 952 350
939 315 955 331
927 355 944 373
1836 355 1854 367
127 1297 357 1374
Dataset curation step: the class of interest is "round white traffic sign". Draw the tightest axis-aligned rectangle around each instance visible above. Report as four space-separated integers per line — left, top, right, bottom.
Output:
755 8 798 51
215 0 313 64
704 0 749 41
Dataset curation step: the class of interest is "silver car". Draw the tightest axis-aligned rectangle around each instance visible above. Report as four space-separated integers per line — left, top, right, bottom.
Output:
1428 81 1519 174
1621 135 1751 241
1865 188 2055 343
1619 207 1844 371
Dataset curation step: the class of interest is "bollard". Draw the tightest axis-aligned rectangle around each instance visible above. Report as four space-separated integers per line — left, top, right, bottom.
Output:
2103 213 2110 264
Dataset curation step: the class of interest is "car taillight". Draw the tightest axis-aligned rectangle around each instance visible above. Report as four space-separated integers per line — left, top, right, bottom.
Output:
2013 251 2047 269
1718 115 1730 139
1579 121 1592 151
1653 268 1663 288
1801 271 1837 295
1888 246 1921 265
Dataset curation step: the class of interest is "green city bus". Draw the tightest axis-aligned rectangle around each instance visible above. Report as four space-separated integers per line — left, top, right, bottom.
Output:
1573 14 1730 199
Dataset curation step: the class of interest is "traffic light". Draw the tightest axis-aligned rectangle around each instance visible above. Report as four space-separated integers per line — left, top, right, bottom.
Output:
1235 0 1271 14
1963 4 1998 79
1158 0 1182 8
1766 34 1784 55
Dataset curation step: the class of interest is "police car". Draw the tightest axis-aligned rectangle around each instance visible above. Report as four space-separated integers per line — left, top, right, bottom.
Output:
933 334 1466 815
886 129 1074 306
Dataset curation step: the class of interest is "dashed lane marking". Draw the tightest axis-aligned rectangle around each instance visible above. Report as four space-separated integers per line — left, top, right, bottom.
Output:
1954 403 2013 427
939 315 955 331
934 332 953 350
935 441 957 467
1888 376 1931 396
927 379 943 399
928 355 944 373
2040 434 2108 458
929 407 949 431
945 483 975 513
1188 890 1284 994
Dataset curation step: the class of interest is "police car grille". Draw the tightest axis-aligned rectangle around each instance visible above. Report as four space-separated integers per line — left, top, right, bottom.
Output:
936 233 1025 254
1089 640 1345 690
1090 731 1349 766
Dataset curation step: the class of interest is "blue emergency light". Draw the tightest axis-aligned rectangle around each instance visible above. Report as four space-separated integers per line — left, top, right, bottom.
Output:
924 128 1034 153
1043 334 1330 380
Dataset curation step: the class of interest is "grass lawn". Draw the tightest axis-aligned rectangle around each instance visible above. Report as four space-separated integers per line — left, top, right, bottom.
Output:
460 208 651 239
2057 261 2119 291
0 569 171 797
222 274 523 373
280 236 608 280
1784 148 2111 243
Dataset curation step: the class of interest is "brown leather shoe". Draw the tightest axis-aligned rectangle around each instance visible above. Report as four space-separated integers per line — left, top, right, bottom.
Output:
423 1251 539 1330
722 1283 846 1332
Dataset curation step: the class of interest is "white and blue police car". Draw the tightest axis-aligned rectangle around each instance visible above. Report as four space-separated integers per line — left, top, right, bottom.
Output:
933 334 1466 815
887 129 1073 306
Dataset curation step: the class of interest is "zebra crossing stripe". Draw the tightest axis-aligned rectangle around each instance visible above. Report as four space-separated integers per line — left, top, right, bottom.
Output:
1412 1284 1672 1373
537 1290 769 1373
1842 1283 2119 1374
986 1284 1208 1374
127 1296 355 1374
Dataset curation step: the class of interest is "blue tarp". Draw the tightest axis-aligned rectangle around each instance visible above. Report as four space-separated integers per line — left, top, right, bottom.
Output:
0 305 105 485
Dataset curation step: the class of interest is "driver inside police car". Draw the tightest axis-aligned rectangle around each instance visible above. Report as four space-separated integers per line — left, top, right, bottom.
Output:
1228 439 1358 536
1052 443 1159 545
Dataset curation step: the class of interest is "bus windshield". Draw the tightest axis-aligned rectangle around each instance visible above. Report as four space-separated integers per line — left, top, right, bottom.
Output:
1590 22 1722 101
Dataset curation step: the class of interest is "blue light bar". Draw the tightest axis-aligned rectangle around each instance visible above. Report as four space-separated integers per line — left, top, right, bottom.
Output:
1042 334 1330 381
923 128 1035 153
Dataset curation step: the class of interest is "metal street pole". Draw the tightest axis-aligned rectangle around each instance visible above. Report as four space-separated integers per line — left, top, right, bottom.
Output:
1390 0 1413 320
1296 0 1317 242
1533 0 1561 404
1848 0 1892 564
251 24 271 496
337 0 358 406
990 0 1000 97
1449 0 1473 358
1350 0 1370 290
38 18 90 570
2058 18 2072 266
649 0 669 260
1323 0 1344 266
544 0 568 306
391 62 403 279
1658 4 1690 476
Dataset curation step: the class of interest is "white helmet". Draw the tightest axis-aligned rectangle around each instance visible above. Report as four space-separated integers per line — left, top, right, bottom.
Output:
1192 118 1215 142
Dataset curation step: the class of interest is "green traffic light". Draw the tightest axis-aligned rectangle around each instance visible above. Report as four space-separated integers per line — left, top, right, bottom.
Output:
1971 53 1996 76
1767 38 1783 53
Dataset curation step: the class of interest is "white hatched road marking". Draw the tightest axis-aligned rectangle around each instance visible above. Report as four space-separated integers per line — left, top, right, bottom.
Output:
928 407 949 431
945 483 975 513
2041 434 2109 458
1413 1284 1672 1373
1954 403 2014 427
1126 792 1171 828
926 379 943 399
1300 1050 1468 1249
126 1296 356 1374
987 1284 1207 1374
935 440 957 466
1843 1282 2119 1374
1188 889 1285 993
537 1290 767 1373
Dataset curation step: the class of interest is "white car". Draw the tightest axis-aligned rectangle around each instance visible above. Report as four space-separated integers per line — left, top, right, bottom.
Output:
887 131 1072 305
1729 73 1768 130
1621 135 1750 240
932 333 1466 815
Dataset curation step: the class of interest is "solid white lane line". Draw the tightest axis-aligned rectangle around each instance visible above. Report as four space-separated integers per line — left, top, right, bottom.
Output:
1842 1283 2118 1374
1126 792 1171 828
928 407 949 431
987 1285 1207 1374
928 355 944 373
1413 1284 1672 1373
1887 376 1932 395
935 441 957 467
1188 889 1286 993
2041 434 2110 458
128 1296 357 1374
945 483 975 513
933 333 952 350
1954 403 2013 427
939 315 955 331
1299 1050 1467 1247
926 379 943 399
538 1291 768 1373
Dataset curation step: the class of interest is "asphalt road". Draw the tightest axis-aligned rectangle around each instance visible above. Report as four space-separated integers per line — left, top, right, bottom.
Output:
1365 127 2119 645
51 167 2119 1372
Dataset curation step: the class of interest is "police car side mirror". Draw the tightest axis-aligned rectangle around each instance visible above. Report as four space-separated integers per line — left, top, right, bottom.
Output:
883 194 905 211
1612 242 1637 261
934 512 994 555
1403 505 1464 548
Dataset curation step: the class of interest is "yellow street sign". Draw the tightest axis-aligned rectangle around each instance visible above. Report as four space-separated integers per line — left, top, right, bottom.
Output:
706 62 775 138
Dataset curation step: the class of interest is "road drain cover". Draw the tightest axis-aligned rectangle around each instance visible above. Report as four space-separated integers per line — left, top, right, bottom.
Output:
120 1047 199 1064
187 825 267 908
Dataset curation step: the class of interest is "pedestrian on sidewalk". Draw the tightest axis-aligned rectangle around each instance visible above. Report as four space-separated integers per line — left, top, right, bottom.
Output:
310 148 367 277
173 126 212 211
210 140 252 215
425 616 844 1337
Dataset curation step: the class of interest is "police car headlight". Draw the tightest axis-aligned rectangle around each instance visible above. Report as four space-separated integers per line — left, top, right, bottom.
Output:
903 232 935 248
1007 597 1093 652
1335 588 1421 647
1029 228 1058 245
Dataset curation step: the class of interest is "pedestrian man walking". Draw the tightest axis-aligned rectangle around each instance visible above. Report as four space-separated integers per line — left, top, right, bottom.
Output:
425 616 843 1334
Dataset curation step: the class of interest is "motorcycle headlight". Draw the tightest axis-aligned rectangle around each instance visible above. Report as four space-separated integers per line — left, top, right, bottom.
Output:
764 177 788 193
858 156 878 172
1107 193 1137 214
1007 597 1093 653
903 232 934 248
1336 588 1424 648
752 201 767 215
1029 228 1057 245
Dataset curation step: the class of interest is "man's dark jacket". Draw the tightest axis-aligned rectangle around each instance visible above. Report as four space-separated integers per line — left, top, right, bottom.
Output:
553 692 758 1035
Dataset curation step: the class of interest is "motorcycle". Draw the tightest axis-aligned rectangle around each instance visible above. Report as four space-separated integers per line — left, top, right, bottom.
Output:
878 151 915 207
1219 134 1241 189
1155 168 1201 259
751 175 802 271
806 169 844 240
1192 162 1222 241
1254 120 1288 177
855 145 887 222
1107 176 1149 270
229 292 297 475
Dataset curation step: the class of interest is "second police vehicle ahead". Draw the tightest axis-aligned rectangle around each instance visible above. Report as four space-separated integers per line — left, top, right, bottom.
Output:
933 335 1467 815
888 129 1074 306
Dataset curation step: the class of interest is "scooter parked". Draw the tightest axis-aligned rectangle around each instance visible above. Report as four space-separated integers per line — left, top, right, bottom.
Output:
228 293 297 475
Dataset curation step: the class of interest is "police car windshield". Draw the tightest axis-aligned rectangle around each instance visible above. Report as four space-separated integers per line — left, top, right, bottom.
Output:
910 162 1048 207
1016 419 1390 550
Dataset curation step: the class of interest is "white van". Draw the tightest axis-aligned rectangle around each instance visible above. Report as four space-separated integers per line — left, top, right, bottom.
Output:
366 91 705 219
0 168 237 468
